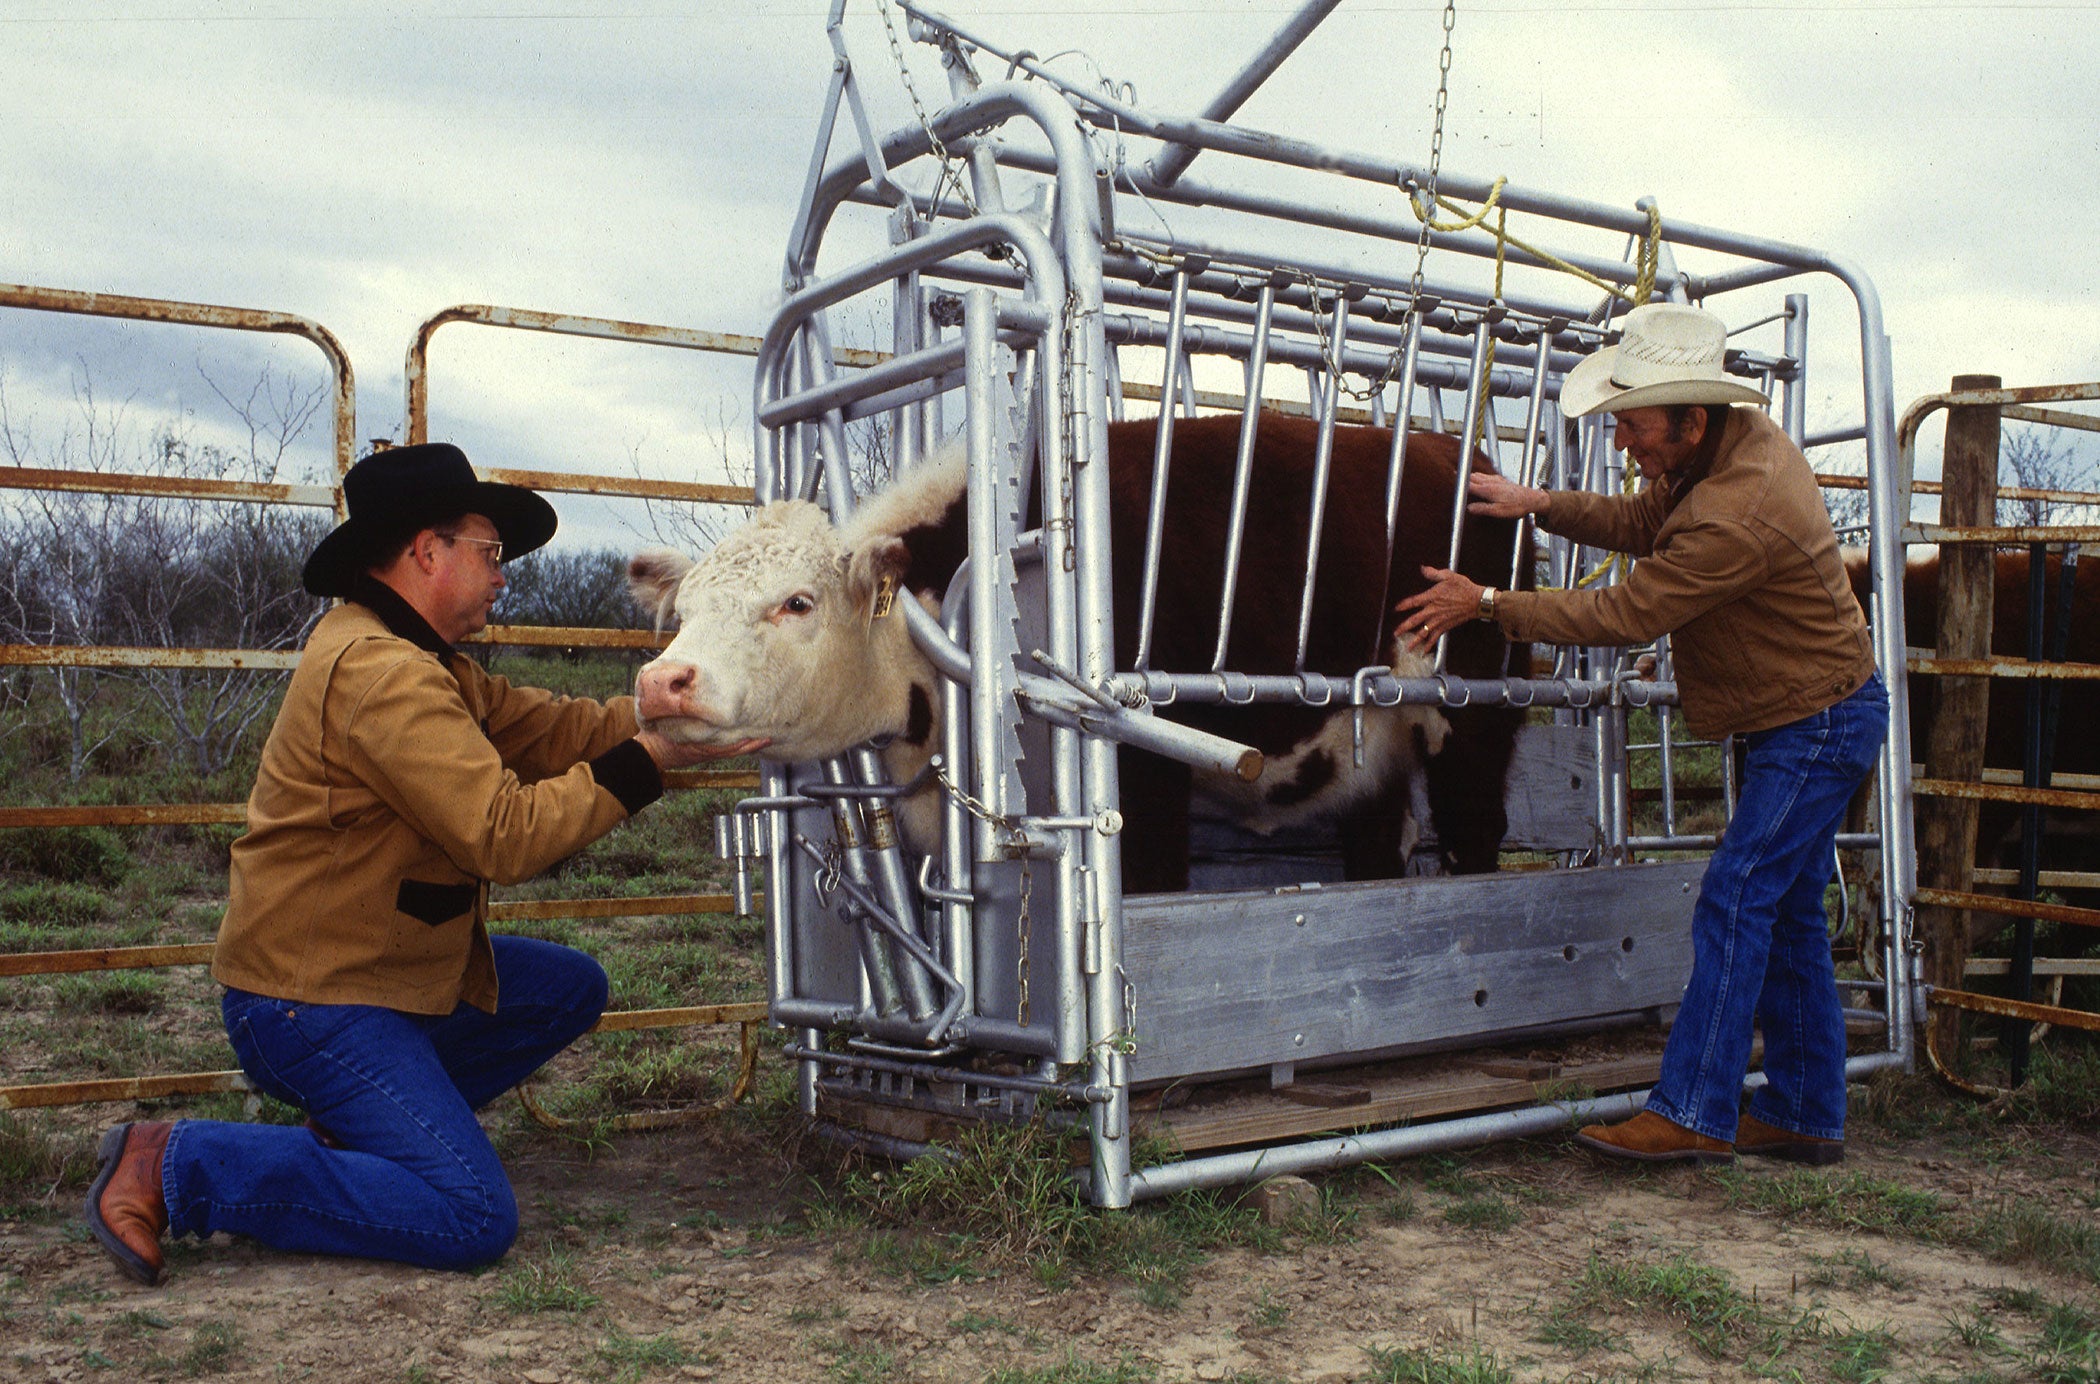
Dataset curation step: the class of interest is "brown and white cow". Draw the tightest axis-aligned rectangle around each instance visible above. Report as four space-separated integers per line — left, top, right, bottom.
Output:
629 412 1530 893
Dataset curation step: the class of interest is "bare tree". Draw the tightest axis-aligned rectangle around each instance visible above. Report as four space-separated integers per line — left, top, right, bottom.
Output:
0 362 327 780
2001 426 2100 526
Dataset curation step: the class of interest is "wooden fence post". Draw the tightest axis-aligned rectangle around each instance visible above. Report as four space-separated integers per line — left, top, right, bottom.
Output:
1916 374 1999 1062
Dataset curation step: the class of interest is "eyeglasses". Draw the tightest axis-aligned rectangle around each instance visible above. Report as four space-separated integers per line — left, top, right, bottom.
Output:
441 534 504 569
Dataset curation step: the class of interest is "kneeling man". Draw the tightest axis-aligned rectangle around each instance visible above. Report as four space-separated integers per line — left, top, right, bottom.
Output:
86 444 756 1283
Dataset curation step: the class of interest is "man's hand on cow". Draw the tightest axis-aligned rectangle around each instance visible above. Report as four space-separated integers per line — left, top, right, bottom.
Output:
1392 566 1484 655
1467 471 1549 519
635 728 770 771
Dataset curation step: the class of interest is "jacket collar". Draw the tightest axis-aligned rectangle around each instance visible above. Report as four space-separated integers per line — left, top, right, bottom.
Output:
1665 405 1739 510
346 573 456 658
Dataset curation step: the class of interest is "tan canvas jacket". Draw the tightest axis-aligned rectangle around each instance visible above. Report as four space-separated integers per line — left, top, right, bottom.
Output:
212 578 659 1014
1494 406 1876 740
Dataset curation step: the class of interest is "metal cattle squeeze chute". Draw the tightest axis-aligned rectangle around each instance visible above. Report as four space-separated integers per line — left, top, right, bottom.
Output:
723 0 1920 1206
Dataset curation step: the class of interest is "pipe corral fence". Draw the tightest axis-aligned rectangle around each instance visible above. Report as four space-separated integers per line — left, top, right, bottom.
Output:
1895 379 2100 1094
0 285 773 1127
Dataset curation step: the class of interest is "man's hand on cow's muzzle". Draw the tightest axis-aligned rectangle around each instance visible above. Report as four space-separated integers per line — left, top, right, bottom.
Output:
1392 565 1486 656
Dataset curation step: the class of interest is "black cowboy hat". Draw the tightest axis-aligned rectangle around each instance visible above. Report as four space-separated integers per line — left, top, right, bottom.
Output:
302 443 558 597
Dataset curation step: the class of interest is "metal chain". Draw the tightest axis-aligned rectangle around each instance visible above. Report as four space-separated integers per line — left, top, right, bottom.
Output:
926 756 1035 1026
1295 0 1454 419
1052 288 1084 570
874 0 979 217
1408 0 1458 307
929 754 1022 843
1300 271 1404 405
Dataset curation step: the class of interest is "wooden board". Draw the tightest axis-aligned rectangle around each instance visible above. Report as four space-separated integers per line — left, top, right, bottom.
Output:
1124 860 1704 1083
1141 1047 1669 1154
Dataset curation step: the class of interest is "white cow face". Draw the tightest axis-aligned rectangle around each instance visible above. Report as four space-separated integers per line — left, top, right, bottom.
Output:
628 500 914 764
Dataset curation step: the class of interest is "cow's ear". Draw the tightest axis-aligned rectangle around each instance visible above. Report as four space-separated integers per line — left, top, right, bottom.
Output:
627 549 694 630
845 535 911 624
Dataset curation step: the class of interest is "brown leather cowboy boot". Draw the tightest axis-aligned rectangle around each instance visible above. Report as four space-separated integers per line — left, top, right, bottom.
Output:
1736 1111 1845 1165
84 1121 172 1285
1575 1110 1734 1165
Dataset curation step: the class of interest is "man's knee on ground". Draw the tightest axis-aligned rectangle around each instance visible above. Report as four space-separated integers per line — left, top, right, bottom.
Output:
427 1181 520 1271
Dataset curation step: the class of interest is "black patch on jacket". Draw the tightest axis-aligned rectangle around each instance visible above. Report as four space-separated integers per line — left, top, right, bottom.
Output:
904 684 934 747
396 879 477 927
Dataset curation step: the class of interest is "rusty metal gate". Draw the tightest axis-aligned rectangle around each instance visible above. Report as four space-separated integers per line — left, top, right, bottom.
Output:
1896 378 2100 1092
0 284 771 1122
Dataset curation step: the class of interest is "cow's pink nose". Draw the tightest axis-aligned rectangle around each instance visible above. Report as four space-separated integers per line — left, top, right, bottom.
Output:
637 661 702 720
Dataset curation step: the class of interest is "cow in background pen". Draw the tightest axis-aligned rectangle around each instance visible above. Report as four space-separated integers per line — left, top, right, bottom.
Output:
628 412 1532 894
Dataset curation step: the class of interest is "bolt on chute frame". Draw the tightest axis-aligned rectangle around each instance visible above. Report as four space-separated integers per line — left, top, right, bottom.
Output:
729 0 1919 1207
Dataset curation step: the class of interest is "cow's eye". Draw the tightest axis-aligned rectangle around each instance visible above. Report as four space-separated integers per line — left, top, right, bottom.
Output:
782 594 815 616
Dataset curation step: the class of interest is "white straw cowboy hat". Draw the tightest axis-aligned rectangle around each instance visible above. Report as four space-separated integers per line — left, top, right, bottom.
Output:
1559 303 1769 419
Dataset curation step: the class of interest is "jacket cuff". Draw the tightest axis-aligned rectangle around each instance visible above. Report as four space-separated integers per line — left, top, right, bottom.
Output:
1534 492 1568 534
591 738 664 815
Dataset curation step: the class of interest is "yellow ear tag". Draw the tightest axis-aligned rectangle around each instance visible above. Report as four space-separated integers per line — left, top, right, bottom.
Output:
872 573 897 619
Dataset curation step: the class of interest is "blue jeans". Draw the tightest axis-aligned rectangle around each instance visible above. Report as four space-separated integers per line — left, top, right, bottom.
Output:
1644 674 1889 1144
160 935 607 1270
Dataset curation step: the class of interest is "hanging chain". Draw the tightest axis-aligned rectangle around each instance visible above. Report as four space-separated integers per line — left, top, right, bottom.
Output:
1408 0 1458 307
874 0 980 217
928 756 1036 1026
1295 0 1455 418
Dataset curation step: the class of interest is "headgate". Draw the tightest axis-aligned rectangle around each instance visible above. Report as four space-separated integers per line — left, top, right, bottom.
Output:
729 1 1921 1206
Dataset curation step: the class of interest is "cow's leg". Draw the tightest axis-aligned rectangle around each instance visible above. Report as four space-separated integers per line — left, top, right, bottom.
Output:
1424 706 1523 875
1115 747 1191 894
1339 767 1417 882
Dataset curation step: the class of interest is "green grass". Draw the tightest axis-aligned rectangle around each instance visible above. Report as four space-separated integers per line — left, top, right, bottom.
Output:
1568 1251 1760 1359
1803 1247 1912 1291
818 1337 897 1383
821 1122 1312 1309
491 1243 601 1313
983 1355 1155 1384
0 1111 94 1195
1713 1163 2100 1285
177 1320 243 1376
1363 1341 1514 1383
595 1327 704 1383
1245 1287 1289 1332
1440 1192 1521 1235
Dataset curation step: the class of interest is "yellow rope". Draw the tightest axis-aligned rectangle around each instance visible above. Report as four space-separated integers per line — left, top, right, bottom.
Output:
1409 181 1664 309
1410 180 1664 460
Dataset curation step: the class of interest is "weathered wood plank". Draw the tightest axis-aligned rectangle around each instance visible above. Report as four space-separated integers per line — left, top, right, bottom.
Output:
1145 1051 1669 1153
1915 373 1999 1060
1125 860 1703 1083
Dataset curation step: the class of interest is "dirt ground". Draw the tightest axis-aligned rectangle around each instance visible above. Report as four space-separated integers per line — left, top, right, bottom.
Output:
4 1067 2097 1384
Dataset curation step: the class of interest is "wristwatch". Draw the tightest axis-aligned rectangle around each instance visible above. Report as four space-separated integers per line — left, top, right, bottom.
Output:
1476 587 1499 621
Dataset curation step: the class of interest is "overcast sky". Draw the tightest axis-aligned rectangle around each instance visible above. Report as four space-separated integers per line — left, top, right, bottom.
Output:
2 0 2094 551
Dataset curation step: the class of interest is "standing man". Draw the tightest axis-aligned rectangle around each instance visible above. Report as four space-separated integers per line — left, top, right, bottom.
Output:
86 443 760 1284
1396 303 1887 1166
